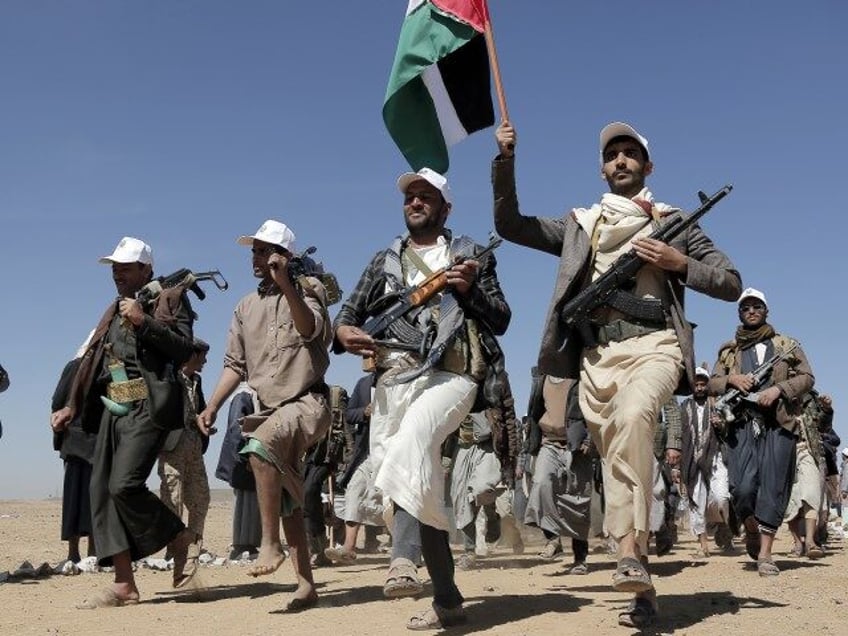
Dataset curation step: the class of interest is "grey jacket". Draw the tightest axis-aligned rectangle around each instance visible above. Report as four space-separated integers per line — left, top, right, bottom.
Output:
492 156 742 394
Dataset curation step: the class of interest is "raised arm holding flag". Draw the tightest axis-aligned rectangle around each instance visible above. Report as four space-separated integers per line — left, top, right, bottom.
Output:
383 0 508 172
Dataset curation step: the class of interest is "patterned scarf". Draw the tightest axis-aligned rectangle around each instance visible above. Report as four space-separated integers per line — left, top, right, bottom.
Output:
573 187 676 248
734 322 776 350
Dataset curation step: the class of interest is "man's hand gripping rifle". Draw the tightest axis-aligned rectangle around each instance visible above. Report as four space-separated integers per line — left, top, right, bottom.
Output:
105 269 229 416
362 233 503 354
136 268 229 307
714 341 799 425
559 185 733 348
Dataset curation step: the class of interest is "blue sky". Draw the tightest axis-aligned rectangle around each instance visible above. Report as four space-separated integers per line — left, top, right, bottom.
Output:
1 1 845 499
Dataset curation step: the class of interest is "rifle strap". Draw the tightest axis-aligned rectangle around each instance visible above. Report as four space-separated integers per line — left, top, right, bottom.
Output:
402 246 435 278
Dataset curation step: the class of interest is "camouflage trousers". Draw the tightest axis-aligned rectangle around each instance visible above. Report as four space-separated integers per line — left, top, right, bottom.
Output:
158 429 210 539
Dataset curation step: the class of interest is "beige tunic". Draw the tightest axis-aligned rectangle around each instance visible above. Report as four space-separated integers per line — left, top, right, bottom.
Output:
579 220 684 551
224 278 330 407
223 279 331 504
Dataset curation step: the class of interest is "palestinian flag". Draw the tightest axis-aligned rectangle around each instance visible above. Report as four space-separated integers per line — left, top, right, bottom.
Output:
383 0 495 173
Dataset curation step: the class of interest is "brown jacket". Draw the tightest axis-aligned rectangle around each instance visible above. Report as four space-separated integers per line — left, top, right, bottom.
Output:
66 286 194 432
708 334 814 432
492 156 742 393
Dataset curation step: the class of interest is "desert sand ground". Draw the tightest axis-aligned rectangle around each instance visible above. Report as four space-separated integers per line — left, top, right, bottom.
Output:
1 493 845 636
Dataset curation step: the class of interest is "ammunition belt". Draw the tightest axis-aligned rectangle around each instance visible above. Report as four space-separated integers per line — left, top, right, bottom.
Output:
592 318 668 346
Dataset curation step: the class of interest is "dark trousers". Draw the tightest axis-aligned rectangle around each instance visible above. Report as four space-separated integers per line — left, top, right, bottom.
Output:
90 406 184 566
303 462 331 539
461 503 500 551
393 506 462 609
725 420 796 532
62 457 93 540
541 529 589 563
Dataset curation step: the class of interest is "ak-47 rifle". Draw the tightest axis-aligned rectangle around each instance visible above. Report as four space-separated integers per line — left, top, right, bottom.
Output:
105 268 229 416
714 341 799 425
560 185 732 347
282 246 343 306
136 268 229 306
361 233 503 339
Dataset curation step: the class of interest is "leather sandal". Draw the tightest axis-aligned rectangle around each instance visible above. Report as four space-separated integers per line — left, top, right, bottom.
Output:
406 603 467 631
563 561 588 575
618 597 657 628
324 545 357 565
757 558 780 577
806 545 825 560
612 556 653 593
384 558 423 598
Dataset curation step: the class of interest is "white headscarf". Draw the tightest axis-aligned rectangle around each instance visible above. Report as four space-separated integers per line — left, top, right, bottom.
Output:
574 187 675 252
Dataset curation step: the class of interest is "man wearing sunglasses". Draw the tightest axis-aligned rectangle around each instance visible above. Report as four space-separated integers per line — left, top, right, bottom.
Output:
709 287 814 577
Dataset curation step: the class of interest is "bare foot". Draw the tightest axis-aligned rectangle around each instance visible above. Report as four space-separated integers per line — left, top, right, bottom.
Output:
77 585 140 609
247 546 287 577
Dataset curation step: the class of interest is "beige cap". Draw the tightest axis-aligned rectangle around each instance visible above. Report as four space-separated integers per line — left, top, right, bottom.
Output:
600 121 650 163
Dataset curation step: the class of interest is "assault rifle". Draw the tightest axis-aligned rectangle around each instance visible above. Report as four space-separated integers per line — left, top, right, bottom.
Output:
361 233 503 338
279 246 343 306
560 185 733 347
714 341 799 424
136 268 229 306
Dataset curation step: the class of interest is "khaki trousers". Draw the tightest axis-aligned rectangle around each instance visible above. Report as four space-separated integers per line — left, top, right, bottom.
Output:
579 329 683 553
158 429 211 539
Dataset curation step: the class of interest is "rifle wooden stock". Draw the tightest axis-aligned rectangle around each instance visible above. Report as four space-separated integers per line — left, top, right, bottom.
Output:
408 270 449 306
361 234 502 338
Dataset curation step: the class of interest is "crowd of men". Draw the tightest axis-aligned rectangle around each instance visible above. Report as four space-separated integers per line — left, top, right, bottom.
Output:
40 120 845 630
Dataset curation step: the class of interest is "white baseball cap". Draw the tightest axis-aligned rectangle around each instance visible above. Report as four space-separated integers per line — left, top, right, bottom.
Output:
694 366 710 379
738 287 768 307
237 219 297 252
842 447 848 458
98 236 154 267
397 167 452 205
600 121 650 163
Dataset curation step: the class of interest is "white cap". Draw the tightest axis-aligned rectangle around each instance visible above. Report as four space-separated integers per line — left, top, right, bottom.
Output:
98 236 154 267
842 447 848 458
600 121 650 163
694 366 710 379
237 219 297 252
738 287 768 307
397 167 452 205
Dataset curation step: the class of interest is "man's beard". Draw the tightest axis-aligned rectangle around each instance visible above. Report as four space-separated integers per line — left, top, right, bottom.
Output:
405 214 440 235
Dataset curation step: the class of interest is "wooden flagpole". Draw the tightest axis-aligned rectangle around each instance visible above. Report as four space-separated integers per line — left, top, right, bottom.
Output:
480 0 510 123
